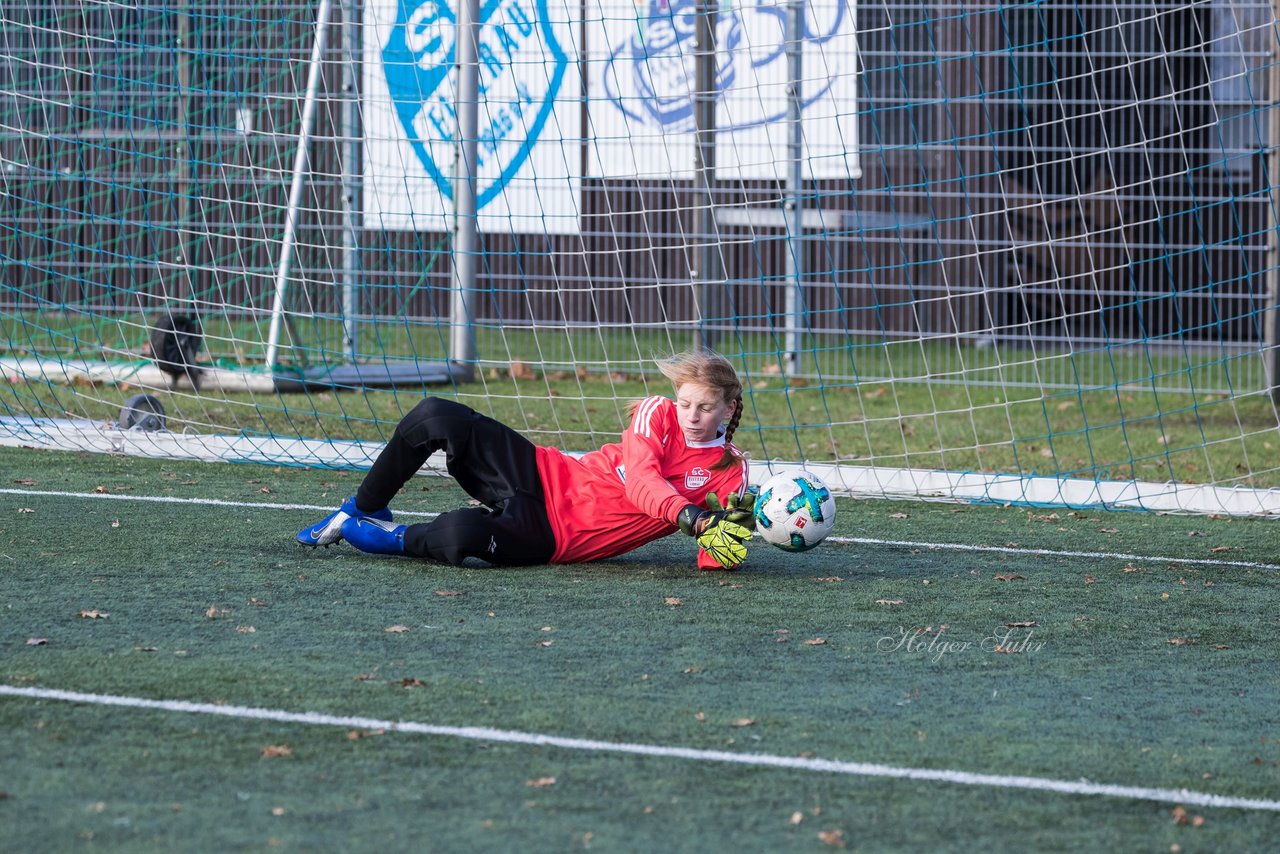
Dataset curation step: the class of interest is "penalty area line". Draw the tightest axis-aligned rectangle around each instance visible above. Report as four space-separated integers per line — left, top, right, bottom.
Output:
1 486 1276 570
2 685 1279 814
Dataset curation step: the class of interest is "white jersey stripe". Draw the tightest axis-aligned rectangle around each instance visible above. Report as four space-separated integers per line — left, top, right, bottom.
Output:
634 396 663 438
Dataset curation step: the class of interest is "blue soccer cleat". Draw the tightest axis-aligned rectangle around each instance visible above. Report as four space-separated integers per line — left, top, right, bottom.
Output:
341 516 407 556
296 496 392 547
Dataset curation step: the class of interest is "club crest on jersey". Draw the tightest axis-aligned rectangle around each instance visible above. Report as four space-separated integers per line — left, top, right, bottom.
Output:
684 467 711 490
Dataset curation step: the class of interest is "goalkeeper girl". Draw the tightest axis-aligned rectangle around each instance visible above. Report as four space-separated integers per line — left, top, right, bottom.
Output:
296 350 754 570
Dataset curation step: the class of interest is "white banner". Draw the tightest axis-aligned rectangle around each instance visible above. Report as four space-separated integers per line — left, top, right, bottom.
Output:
586 0 859 180
363 0 582 234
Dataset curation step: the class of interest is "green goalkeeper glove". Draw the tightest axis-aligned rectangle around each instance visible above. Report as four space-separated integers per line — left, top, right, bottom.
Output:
706 489 757 531
677 503 752 569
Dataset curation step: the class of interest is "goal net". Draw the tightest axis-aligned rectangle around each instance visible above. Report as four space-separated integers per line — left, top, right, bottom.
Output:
3 0 1280 514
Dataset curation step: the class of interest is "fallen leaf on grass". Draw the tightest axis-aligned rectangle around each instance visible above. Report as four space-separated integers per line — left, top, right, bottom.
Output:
12 478 35 485
889 512 909 519
803 638 827 646
814 576 843 583
509 361 537 381
993 574 1025 582
400 678 426 688
346 729 385 740
789 811 804 825
818 828 845 847
1210 545 1231 553
1167 637 1196 646
434 590 464 597
730 718 755 728
526 776 556 788
1005 621 1036 628
1171 806 1205 827
875 599 905 606
664 597 682 606
260 745 292 759
77 609 108 619
93 485 110 494
353 668 379 682
384 625 409 633
235 626 256 633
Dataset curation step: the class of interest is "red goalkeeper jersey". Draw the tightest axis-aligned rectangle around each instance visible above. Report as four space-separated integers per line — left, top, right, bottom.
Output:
535 396 749 568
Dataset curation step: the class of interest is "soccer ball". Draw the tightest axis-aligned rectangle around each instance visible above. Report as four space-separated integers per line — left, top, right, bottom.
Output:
753 469 836 552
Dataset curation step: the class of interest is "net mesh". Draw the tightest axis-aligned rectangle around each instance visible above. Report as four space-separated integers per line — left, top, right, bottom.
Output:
2 0 1279 512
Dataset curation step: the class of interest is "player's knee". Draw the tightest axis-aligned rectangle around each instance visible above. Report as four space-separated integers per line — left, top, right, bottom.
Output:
400 396 467 434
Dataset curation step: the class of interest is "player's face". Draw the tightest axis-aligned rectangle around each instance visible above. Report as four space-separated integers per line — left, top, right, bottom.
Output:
674 382 734 443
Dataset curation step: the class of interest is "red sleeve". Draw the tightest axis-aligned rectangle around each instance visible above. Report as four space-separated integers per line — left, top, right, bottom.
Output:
621 397 689 525
698 551 734 571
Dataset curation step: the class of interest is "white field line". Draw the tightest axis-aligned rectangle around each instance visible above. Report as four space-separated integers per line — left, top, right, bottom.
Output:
840 536 1280 571
0 487 439 518
2 685 1278 813
2 487 1278 570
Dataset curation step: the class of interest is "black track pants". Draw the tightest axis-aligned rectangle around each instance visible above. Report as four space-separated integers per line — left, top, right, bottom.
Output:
355 397 556 566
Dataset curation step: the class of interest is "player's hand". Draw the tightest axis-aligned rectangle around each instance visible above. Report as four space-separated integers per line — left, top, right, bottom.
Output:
697 520 750 568
678 504 751 569
707 489 757 531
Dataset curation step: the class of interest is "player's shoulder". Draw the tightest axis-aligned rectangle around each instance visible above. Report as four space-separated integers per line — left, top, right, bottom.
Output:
630 395 674 437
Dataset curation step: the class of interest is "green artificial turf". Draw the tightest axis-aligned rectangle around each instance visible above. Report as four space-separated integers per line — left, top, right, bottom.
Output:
1 447 1279 851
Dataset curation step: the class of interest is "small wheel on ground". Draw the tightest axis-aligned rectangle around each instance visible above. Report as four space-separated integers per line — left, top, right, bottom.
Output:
118 393 166 432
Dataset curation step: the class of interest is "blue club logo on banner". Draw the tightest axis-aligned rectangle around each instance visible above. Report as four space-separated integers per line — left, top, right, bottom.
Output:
381 0 568 208
601 0 848 133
